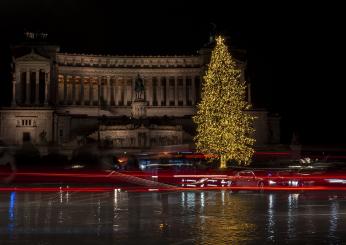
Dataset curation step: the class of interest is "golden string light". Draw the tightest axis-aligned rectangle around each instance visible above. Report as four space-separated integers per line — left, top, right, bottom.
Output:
193 36 255 167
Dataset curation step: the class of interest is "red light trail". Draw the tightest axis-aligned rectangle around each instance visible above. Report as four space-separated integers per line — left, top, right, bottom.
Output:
1 185 346 193
2 170 346 192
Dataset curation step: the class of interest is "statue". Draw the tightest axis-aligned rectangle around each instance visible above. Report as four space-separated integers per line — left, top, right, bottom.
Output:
39 130 47 144
134 74 145 100
209 22 217 44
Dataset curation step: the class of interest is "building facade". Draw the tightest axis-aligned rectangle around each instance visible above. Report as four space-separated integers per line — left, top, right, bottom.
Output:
0 33 280 149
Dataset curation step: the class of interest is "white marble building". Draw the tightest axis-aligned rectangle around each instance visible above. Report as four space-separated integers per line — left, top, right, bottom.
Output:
0 33 280 148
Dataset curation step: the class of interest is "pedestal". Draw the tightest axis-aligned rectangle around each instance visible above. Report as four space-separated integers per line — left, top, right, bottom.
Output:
131 99 147 119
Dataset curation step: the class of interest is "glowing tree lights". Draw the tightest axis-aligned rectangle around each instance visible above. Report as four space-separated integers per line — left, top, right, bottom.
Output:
193 36 255 168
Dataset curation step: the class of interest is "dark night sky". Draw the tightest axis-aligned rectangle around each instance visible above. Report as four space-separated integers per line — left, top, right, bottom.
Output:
0 0 345 145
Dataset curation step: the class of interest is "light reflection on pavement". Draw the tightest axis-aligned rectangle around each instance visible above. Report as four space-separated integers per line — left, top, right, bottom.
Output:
1 190 346 244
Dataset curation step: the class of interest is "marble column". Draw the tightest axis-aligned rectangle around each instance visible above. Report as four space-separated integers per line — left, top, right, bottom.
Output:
151 77 156 106
191 76 196 105
72 76 76 105
146 77 152 106
109 77 113 105
116 79 122 106
98 77 102 106
123 79 127 105
125 78 130 105
157 77 162 106
35 69 40 104
11 73 16 106
127 78 133 105
80 76 85 105
165 77 169 106
112 77 118 105
174 77 178 106
25 68 30 104
132 76 136 101
44 71 50 105
89 78 93 106
248 83 252 104
63 75 67 105
182 76 187 106
15 70 20 104
107 76 111 105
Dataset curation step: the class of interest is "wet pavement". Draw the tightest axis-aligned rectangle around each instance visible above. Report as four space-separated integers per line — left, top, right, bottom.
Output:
1 190 346 244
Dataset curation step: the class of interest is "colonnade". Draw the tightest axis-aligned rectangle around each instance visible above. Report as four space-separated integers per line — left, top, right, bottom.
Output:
57 75 200 106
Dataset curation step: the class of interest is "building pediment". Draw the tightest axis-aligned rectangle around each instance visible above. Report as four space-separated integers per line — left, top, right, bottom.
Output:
16 51 50 63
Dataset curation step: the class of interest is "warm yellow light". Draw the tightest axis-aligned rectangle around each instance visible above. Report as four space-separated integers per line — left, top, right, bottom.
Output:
193 35 255 167
117 157 128 165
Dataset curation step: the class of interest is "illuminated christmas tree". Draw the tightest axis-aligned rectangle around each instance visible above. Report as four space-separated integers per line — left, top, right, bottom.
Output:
193 36 255 168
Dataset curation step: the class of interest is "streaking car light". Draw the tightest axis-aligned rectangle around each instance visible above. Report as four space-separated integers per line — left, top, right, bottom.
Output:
268 180 276 185
174 175 228 178
326 179 346 184
289 180 299 186
0 187 115 192
207 179 218 183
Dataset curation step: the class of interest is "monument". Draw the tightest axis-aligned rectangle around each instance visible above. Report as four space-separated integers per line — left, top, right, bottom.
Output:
0 32 281 148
